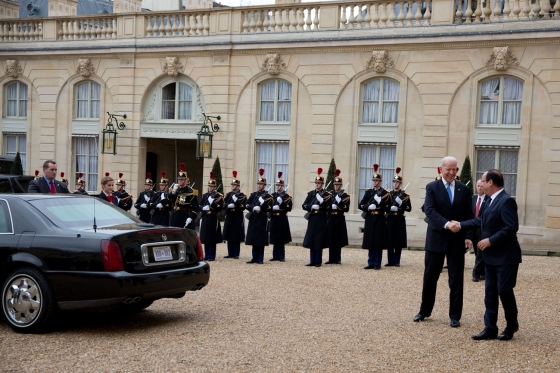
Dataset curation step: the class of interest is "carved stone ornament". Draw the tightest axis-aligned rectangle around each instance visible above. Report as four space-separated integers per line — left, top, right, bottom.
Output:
366 50 394 73
261 54 286 76
76 59 95 77
163 57 184 77
486 47 519 71
5 60 23 78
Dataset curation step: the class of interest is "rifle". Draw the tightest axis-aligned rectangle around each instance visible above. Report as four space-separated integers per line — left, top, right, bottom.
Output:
465 180 470 186
360 181 389 219
195 183 222 223
391 182 410 207
304 181 332 220
245 187 272 220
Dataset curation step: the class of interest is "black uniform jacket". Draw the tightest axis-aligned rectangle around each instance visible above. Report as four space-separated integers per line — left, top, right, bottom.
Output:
222 190 246 243
328 190 350 248
269 191 292 245
97 192 119 206
134 190 155 223
168 185 200 229
199 191 224 245
149 191 172 226
302 188 332 250
245 190 273 246
386 189 412 249
28 177 70 194
359 187 391 250
114 189 133 212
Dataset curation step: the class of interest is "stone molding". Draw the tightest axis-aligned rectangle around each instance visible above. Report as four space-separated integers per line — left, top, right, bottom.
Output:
365 50 394 73
261 54 286 76
486 46 519 71
5 59 23 78
163 57 184 76
76 58 95 77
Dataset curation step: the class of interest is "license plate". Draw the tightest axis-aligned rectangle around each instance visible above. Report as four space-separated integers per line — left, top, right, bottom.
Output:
153 246 173 261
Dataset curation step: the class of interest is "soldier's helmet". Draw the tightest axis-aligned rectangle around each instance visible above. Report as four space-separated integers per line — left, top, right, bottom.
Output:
177 163 187 180
372 164 382 181
145 172 153 186
231 170 240 186
435 167 442 181
115 173 126 186
257 168 266 184
333 169 343 185
314 168 324 183
76 172 86 186
393 167 403 183
208 171 217 187
275 171 284 186
34 170 39 180
60 172 69 185
160 171 168 185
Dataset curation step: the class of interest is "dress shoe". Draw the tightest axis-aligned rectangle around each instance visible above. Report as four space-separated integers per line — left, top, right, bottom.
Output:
472 276 480 282
413 313 430 322
257 261 263 264
394 264 400 267
364 265 376 269
207 258 215 261
233 256 239 259
279 259 285 262
315 264 321 267
450 319 461 328
246 260 256 264
269 258 279 261
305 263 315 266
334 261 342 265
384 263 395 267
373 266 381 270
478 275 485 281
223 255 232 258
471 328 498 340
325 261 334 265
498 327 518 341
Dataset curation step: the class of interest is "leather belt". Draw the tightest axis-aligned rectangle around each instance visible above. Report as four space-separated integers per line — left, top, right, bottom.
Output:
312 210 326 214
205 211 214 215
330 212 344 216
272 212 287 216
390 212 405 216
174 206 191 211
368 211 382 215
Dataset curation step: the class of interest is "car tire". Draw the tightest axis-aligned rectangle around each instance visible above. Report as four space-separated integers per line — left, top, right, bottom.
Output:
121 299 154 312
1 267 58 333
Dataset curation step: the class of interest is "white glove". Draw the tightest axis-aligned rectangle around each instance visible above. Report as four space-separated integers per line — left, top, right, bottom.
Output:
335 195 341 203
161 193 166 200
203 205 210 211
116 196 120 204
140 203 147 209
395 196 402 206
332 204 338 210
277 197 282 204
144 195 150 202
156 203 163 208
368 204 376 210
374 194 381 204
228 203 235 208
259 197 264 204
173 184 178 192
273 205 280 211
316 194 324 204
232 195 238 202
311 204 319 210
185 218 192 227
253 206 261 212
208 196 214 205
391 206 398 212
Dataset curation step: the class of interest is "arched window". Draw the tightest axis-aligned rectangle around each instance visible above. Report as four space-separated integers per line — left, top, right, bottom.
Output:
5 81 28 118
76 81 101 119
479 77 523 125
161 82 193 120
361 78 399 124
259 79 292 122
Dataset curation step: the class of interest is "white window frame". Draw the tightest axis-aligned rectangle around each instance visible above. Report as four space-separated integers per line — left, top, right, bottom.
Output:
256 141 290 187
360 78 399 125
161 82 193 120
75 81 101 120
3 133 26 174
357 143 396 205
475 147 518 198
478 76 523 126
257 79 292 123
73 136 99 193
4 81 28 118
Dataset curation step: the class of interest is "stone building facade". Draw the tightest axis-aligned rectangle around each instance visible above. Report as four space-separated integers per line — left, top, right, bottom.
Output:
1 0 560 245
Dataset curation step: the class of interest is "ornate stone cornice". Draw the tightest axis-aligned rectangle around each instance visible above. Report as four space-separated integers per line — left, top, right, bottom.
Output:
485 46 519 71
76 58 95 77
5 60 23 78
365 50 394 73
261 54 286 75
163 57 184 76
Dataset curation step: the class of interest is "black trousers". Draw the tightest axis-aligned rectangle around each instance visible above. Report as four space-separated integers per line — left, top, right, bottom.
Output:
472 245 486 277
419 245 465 320
484 263 519 331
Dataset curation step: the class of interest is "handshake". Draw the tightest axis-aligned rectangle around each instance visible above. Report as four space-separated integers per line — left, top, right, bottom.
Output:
447 220 461 233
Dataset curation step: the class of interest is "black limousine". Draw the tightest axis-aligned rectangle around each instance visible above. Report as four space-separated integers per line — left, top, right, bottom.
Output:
0 194 210 333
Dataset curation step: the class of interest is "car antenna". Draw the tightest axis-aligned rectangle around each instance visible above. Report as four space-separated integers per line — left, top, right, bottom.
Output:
93 191 97 233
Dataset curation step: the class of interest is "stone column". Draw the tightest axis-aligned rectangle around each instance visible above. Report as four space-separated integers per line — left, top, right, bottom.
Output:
0 0 19 19
47 0 78 16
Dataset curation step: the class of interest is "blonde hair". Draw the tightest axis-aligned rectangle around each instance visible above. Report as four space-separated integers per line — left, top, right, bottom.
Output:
100 176 114 186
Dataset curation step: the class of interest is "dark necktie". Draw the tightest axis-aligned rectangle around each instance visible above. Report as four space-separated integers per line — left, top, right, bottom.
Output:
49 181 56 194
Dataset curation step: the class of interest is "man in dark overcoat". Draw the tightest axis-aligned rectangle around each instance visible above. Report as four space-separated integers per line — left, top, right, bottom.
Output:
199 172 224 261
245 169 273 264
168 163 200 229
302 168 332 267
134 173 155 223
269 172 292 262
359 164 392 270
150 172 172 226
222 171 246 259
326 169 349 265
386 167 412 267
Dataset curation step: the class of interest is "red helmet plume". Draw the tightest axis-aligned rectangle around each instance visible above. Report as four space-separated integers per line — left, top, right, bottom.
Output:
119 173 124 179
105 172 110 177
395 167 401 174
161 171 166 178
147 172 152 179
259 168 265 176
210 171 215 179
437 167 442 174
373 164 379 172
34 170 39 176
317 168 323 175
232 170 237 178
180 162 185 171
78 172 83 178
278 172 282 178
335 169 341 177
60 172 65 177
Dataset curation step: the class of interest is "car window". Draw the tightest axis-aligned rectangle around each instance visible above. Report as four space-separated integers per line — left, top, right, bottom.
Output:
0 200 13 233
28 197 143 230
14 179 30 193
0 179 13 193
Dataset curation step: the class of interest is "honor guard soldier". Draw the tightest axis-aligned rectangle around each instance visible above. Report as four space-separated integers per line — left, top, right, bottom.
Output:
222 171 246 259
386 167 412 267
326 169 350 265
150 172 172 226
34 170 39 180
169 163 200 229
360 164 392 269
73 173 89 195
114 173 133 212
245 169 273 264
199 172 224 261
135 173 155 223
269 172 292 262
302 168 332 267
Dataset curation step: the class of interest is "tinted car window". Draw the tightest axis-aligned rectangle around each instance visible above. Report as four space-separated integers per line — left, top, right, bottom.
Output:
0 200 13 233
28 197 143 230
0 180 13 193
14 178 30 193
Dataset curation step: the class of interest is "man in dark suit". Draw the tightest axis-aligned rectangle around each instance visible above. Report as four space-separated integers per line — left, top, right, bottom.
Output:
471 179 487 282
413 156 473 328
28 160 70 194
451 169 522 341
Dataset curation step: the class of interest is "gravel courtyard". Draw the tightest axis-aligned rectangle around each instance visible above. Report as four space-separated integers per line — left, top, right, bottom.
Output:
1 244 559 373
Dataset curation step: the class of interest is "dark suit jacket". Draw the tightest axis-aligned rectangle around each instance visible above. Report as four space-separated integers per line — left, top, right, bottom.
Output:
28 177 70 194
461 190 522 266
424 179 473 253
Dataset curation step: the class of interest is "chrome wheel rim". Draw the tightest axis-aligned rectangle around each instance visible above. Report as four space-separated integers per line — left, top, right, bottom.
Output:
3 275 42 326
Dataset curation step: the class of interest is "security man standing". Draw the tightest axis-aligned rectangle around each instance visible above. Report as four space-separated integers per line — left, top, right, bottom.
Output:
222 171 246 259
359 164 392 269
269 172 292 262
114 173 133 212
302 168 332 267
150 172 172 226
168 163 200 229
245 169 273 264
199 172 224 261
134 172 155 223
326 169 350 265
386 167 412 267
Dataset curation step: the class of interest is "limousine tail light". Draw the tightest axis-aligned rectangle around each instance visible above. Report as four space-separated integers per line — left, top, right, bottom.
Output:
196 236 204 261
102 240 124 271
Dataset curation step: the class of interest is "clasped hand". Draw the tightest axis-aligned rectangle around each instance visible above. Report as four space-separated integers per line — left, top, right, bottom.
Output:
448 220 461 233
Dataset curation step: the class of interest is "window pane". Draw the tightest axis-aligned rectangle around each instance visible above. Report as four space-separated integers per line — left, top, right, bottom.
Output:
382 102 398 123
260 81 275 101
480 78 500 101
6 83 17 117
379 147 396 184
18 136 26 154
162 83 176 100
260 102 274 121
358 146 377 201
363 80 380 123
363 80 380 101
503 78 523 100
90 83 100 119
178 102 192 120
6 136 17 153
479 102 498 125
275 143 289 186
383 79 399 101
502 102 521 125
278 81 292 101
499 150 518 173
503 174 517 197
257 143 273 182
277 102 291 122
162 83 176 119
477 150 496 172
19 83 28 118
362 102 379 123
